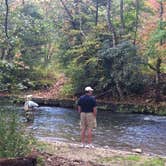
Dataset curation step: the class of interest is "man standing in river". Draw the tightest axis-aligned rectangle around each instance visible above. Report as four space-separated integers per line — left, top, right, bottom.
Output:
77 86 97 148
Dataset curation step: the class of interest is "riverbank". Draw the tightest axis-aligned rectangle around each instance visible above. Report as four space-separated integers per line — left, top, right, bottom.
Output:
11 95 166 116
35 141 166 166
0 94 165 115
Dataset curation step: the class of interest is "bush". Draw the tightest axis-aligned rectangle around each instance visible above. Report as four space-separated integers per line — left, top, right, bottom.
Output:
59 83 74 97
127 83 145 94
0 108 34 157
162 85 166 96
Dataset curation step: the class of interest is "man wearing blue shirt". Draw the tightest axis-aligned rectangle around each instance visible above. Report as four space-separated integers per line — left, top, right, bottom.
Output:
77 86 97 147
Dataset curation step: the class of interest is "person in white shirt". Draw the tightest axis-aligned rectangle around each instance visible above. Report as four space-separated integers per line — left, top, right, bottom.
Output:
24 95 39 122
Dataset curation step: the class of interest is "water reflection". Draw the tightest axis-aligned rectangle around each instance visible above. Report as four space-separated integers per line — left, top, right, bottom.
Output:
22 106 166 155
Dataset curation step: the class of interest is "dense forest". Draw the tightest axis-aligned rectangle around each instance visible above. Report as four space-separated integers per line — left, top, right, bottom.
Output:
0 0 166 103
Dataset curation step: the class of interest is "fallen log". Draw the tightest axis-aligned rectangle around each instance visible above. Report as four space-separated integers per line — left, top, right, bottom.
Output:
0 156 37 166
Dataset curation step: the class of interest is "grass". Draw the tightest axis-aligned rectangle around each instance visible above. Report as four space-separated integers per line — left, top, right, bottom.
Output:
126 155 141 161
98 155 166 166
141 157 166 166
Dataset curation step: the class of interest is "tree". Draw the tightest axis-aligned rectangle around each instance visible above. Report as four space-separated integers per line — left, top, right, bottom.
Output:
133 0 139 45
4 0 13 61
120 0 125 35
150 0 165 101
95 0 99 26
59 0 78 29
0 1 57 91
99 41 144 100
142 0 166 101
4 0 9 39
106 0 117 47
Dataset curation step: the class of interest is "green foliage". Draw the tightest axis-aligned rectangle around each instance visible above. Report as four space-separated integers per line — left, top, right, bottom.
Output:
0 61 28 91
0 108 34 157
145 20 166 74
58 37 102 95
147 29 166 59
99 41 146 95
0 0 165 99
36 156 45 166
0 60 54 92
14 7 54 68
0 1 58 92
60 83 75 97
21 4 43 19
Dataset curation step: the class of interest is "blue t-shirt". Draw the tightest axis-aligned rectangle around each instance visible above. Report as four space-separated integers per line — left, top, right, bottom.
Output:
78 95 96 113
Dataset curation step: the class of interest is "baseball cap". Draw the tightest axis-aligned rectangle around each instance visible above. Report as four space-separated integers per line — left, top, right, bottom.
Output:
85 86 94 91
26 95 33 100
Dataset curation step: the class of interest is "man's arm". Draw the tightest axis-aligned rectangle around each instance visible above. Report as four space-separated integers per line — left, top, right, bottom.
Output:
93 107 97 117
78 105 81 113
92 97 97 117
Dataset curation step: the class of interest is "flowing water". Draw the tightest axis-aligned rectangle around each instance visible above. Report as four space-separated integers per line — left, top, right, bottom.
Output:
21 106 166 156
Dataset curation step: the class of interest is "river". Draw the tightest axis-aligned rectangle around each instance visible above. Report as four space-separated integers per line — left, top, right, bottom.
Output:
21 106 166 156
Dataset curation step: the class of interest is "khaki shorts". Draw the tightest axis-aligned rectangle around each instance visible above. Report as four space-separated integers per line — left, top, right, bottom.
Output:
80 112 97 129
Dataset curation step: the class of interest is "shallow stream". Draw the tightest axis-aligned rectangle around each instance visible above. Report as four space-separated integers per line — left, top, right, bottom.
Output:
22 106 166 156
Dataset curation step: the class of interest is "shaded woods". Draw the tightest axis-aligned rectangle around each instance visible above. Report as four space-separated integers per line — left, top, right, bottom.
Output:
0 0 165 104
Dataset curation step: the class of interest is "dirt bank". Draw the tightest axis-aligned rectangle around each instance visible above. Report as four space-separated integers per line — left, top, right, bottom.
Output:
36 141 166 166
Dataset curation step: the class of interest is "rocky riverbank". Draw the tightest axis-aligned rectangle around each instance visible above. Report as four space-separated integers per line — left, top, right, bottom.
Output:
35 141 166 166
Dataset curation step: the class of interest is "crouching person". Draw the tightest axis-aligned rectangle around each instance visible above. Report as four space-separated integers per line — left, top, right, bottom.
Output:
24 95 39 122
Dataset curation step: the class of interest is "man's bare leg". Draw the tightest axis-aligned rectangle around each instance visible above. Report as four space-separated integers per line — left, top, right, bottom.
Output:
87 128 92 144
81 128 86 144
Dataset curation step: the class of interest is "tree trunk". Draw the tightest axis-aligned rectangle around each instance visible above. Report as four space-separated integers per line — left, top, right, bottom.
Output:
155 58 161 102
95 0 99 26
5 0 9 39
159 0 163 45
155 0 164 102
0 48 5 60
4 0 12 61
75 0 86 37
133 0 139 45
120 0 125 35
74 0 79 15
106 0 117 47
115 81 123 101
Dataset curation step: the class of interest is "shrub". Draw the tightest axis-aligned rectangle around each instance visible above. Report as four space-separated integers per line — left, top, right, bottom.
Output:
127 83 145 95
162 85 166 96
0 108 34 157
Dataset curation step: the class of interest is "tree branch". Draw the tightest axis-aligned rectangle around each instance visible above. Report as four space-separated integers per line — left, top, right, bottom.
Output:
59 0 76 29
